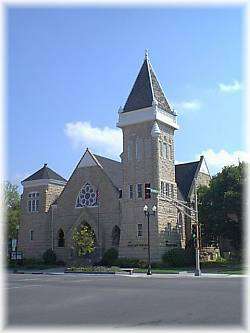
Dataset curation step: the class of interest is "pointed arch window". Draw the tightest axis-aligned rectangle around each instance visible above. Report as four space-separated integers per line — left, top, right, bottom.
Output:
112 225 120 248
75 182 97 208
58 229 65 247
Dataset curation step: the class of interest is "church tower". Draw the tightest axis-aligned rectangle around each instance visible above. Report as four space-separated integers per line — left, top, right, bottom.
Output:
117 52 180 261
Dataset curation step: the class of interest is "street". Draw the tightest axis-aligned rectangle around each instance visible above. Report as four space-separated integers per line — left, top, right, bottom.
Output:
7 273 245 327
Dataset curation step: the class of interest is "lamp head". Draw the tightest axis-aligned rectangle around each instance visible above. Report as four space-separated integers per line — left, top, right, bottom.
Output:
143 205 148 215
152 205 157 215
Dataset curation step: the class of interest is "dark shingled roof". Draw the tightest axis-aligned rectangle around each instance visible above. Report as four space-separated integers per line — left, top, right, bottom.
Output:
23 164 67 182
175 161 200 200
94 155 122 188
123 56 172 113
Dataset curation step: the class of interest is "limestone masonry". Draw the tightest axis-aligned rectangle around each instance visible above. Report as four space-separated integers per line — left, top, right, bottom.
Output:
19 53 211 263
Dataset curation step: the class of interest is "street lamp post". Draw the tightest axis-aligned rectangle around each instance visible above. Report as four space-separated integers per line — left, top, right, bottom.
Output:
143 204 157 276
194 180 201 277
14 225 20 273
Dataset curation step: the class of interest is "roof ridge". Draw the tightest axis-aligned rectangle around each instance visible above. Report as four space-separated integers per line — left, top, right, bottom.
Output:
175 160 200 166
94 154 121 164
22 164 67 183
145 54 155 102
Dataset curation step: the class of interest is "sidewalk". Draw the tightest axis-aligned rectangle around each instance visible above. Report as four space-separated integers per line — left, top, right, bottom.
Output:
8 268 246 278
127 272 246 278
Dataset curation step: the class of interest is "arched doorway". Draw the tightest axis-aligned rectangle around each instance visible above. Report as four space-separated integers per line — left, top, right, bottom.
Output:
73 221 99 263
111 226 120 249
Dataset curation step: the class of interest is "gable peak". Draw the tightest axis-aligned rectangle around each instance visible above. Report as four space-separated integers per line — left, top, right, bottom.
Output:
78 148 103 168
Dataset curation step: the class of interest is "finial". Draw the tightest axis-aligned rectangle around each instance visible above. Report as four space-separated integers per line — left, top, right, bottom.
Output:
145 49 149 60
44 163 47 167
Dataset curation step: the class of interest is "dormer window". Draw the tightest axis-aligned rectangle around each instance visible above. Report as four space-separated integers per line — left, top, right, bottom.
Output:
28 192 39 212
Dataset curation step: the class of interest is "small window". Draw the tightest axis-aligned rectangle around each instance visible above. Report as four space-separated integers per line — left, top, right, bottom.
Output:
159 141 163 157
163 142 167 159
165 183 169 197
170 184 174 198
127 142 132 161
144 139 151 157
28 192 39 212
145 183 151 199
160 181 164 197
137 184 142 198
136 139 142 160
167 223 171 236
119 189 122 199
129 185 133 199
30 230 34 241
169 143 173 160
137 224 143 237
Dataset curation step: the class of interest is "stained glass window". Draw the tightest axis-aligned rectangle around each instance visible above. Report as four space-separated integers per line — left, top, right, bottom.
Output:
75 182 97 208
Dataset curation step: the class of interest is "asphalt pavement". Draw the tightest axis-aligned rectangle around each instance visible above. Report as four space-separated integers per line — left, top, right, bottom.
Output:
6 273 245 327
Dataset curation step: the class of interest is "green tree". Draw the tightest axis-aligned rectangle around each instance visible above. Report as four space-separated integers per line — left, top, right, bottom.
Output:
72 224 95 257
4 181 21 238
198 162 245 255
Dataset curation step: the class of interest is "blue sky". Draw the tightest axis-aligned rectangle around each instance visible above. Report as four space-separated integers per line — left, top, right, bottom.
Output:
7 5 245 187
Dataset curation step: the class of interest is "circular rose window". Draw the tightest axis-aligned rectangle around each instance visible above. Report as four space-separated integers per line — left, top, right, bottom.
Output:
76 182 97 208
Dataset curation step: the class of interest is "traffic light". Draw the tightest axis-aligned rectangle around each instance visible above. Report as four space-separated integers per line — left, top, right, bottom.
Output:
191 224 197 242
145 183 151 199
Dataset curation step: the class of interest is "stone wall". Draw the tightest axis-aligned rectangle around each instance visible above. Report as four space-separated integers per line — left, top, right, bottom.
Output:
119 120 179 261
52 164 121 262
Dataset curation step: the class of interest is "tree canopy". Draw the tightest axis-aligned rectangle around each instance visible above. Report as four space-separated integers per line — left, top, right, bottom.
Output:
72 224 95 257
198 162 245 255
4 181 21 238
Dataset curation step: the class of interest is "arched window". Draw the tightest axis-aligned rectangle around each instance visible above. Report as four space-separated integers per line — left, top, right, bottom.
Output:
80 222 97 244
111 226 120 248
75 182 97 208
58 229 65 247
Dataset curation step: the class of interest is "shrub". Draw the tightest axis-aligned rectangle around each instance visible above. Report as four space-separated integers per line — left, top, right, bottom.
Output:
102 248 118 266
114 257 139 268
162 248 194 267
42 249 57 265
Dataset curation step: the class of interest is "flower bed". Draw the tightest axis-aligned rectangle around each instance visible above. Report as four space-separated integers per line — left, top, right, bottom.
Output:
65 266 121 273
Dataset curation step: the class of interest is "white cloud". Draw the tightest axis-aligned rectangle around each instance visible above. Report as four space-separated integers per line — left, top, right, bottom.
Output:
174 99 201 112
64 121 123 160
196 148 249 174
218 80 242 93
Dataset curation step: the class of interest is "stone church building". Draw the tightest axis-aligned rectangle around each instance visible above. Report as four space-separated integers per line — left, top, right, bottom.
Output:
19 53 211 263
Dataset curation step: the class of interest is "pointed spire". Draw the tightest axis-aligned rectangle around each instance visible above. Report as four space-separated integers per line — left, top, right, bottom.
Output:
123 52 172 113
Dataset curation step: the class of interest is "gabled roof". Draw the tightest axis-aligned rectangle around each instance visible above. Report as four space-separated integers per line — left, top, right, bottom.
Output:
123 52 172 113
94 155 122 188
175 161 200 201
22 164 67 183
